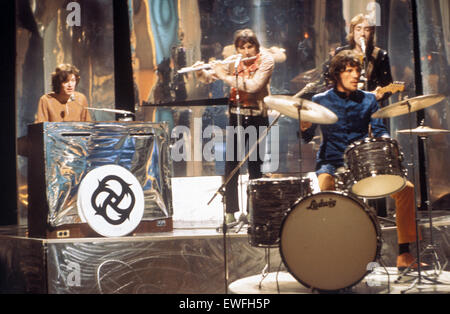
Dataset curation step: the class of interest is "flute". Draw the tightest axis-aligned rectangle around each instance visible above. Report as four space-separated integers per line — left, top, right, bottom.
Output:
177 56 257 74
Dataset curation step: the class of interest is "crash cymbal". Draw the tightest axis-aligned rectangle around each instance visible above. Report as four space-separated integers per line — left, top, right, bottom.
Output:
372 94 445 119
397 126 450 136
264 95 338 124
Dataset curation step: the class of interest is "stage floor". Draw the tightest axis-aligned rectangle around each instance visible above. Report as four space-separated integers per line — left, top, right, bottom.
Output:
1 176 449 294
229 269 450 294
1 212 449 294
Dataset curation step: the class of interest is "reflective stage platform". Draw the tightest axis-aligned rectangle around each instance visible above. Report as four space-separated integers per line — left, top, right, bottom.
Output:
1 214 449 294
1 176 449 294
229 269 450 294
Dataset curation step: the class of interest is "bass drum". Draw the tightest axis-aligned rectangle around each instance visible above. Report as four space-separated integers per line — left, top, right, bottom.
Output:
280 191 381 291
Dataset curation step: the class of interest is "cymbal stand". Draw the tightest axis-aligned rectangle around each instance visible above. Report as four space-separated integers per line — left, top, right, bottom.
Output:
394 101 423 285
396 103 447 292
415 134 448 276
296 103 304 177
296 101 307 197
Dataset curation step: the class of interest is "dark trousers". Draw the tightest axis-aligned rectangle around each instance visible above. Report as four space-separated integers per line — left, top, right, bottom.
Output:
224 112 269 213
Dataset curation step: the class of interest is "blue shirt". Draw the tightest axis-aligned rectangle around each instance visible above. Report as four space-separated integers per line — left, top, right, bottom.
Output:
303 88 389 172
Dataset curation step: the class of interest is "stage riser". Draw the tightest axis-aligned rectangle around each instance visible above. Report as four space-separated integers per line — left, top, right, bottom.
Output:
46 237 281 294
0 238 47 293
0 224 449 294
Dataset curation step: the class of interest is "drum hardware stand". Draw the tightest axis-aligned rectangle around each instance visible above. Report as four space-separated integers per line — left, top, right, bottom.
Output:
361 195 397 226
392 101 422 289
397 130 448 292
258 247 272 288
377 216 396 226
296 101 306 196
393 103 448 292
417 132 448 276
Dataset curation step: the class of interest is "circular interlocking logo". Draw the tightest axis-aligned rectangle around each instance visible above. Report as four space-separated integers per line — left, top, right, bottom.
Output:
77 165 144 237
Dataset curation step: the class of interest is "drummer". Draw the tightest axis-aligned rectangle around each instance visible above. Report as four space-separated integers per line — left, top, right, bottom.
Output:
301 50 424 271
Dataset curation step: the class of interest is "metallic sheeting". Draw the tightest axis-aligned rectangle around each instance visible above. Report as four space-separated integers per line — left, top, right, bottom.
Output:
42 122 172 227
45 234 282 294
16 0 116 225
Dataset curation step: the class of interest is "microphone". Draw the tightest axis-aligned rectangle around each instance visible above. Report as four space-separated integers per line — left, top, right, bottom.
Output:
234 54 242 69
69 94 75 102
360 38 366 54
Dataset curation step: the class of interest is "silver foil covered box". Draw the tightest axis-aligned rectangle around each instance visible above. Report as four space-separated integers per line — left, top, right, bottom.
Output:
27 122 173 238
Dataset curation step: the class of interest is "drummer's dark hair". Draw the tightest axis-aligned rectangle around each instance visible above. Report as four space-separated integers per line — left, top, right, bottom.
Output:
328 50 362 86
234 29 260 53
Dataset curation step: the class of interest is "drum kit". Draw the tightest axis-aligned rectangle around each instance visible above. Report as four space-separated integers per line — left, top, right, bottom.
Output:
227 92 448 292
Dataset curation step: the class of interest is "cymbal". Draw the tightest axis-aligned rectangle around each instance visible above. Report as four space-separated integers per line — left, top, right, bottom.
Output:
264 95 338 124
397 126 450 136
372 94 445 118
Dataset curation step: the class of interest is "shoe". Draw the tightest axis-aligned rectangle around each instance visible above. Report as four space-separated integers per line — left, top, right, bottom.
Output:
225 213 236 224
396 252 429 271
237 212 249 224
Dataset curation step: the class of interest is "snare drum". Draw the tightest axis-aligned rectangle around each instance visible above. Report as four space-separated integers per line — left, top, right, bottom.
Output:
280 191 381 291
344 137 406 198
247 177 312 247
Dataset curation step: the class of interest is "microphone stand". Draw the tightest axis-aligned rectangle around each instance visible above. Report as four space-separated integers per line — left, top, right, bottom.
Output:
208 112 281 294
208 56 282 293
359 39 368 91
234 57 247 231
208 113 281 291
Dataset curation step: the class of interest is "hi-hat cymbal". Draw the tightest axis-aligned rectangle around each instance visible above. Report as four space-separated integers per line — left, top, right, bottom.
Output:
397 126 450 136
372 94 445 119
264 95 338 124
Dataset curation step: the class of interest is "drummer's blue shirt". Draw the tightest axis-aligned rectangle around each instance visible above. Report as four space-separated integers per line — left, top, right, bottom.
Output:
302 88 389 174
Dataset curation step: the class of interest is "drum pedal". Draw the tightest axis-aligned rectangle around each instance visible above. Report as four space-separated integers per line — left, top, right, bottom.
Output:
377 216 396 226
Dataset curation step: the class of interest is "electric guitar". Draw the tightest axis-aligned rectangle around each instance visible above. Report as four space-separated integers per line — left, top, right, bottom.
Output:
375 81 405 99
